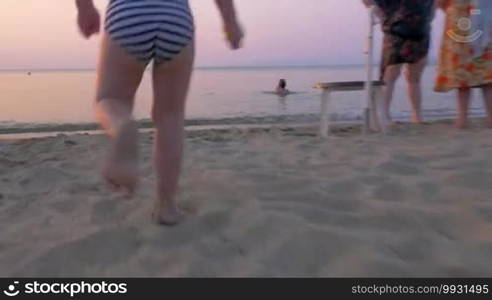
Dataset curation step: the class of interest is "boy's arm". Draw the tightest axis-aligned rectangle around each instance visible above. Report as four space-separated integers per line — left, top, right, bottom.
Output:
75 0 100 39
215 0 244 49
215 0 238 25
76 0 95 10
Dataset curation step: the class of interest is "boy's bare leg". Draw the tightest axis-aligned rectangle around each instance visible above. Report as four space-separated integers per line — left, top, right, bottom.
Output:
456 88 471 129
95 33 146 197
151 43 195 225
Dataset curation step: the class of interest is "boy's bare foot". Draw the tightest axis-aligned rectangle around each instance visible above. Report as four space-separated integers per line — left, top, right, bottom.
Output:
103 120 139 198
152 202 184 226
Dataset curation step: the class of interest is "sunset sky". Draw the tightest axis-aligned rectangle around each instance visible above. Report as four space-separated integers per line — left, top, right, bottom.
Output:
0 0 445 69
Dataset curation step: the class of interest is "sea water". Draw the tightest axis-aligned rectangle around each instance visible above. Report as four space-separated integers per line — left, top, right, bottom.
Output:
0 66 486 131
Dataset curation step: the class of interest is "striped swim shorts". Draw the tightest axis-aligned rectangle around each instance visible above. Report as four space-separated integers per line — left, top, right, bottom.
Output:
105 0 194 64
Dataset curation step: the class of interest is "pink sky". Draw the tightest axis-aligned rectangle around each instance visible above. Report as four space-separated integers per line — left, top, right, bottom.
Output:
0 0 445 69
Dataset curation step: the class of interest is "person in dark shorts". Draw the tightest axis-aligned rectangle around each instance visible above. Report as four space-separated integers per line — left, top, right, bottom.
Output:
363 0 435 124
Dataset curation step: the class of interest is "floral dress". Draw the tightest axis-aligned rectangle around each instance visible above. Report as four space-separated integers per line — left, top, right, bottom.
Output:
435 0 492 92
374 0 435 79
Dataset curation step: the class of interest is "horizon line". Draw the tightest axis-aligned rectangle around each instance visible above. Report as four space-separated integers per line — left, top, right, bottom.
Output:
0 62 438 72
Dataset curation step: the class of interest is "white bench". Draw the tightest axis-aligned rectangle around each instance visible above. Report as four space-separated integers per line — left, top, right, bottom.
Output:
315 80 386 138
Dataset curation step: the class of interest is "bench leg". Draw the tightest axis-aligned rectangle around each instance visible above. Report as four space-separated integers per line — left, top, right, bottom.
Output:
375 87 388 134
320 91 331 138
363 107 370 135
369 88 381 132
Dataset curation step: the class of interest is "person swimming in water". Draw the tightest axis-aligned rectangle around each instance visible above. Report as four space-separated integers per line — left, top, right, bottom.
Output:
275 79 290 96
75 0 244 225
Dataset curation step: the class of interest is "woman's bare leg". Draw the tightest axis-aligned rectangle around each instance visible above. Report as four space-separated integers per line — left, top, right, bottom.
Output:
482 84 492 128
404 58 427 124
456 88 471 129
382 64 402 122
151 43 195 225
95 33 147 197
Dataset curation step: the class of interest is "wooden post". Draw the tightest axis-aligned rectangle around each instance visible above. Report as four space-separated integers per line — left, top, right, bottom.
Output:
320 90 330 138
375 86 388 135
369 88 381 131
364 6 375 134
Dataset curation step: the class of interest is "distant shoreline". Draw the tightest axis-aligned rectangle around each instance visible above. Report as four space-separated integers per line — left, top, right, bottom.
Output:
0 115 322 136
0 113 488 140
0 63 439 73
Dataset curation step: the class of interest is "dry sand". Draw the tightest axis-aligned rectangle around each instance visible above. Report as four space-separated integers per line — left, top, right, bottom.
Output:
1 120 492 277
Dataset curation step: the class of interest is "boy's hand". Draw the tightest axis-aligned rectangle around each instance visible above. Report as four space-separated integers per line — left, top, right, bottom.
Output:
362 0 375 7
77 4 101 39
224 20 244 50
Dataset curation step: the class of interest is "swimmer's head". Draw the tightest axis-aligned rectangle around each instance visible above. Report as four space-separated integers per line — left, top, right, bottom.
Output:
278 79 287 89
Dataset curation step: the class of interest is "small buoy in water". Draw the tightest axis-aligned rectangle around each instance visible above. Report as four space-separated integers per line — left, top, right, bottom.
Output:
27 72 31 76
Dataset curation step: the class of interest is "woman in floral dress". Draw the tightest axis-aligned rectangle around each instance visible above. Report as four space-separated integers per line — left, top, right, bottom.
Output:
435 0 492 128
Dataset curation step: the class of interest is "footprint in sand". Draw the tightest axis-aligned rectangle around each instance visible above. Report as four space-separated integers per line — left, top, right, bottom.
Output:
418 212 460 241
258 188 325 209
186 237 248 277
65 181 102 195
0 158 25 168
259 229 359 277
417 182 441 201
18 167 72 193
15 227 141 277
263 203 364 228
327 179 363 197
446 171 492 191
145 211 231 250
391 153 428 165
351 258 411 277
476 205 492 223
222 214 308 272
378 161 421 176
365 213 422 233
49 200 78 215
435 149 470 160
358 175 391 186
385 236 434 262
372 181 408 201
3 197 37 219
90 200 120 225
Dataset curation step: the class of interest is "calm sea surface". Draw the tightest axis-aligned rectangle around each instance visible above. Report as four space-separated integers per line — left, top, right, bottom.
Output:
0 66 486 129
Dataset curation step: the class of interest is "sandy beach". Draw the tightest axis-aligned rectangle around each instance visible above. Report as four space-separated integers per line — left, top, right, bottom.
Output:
1 120 492 277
